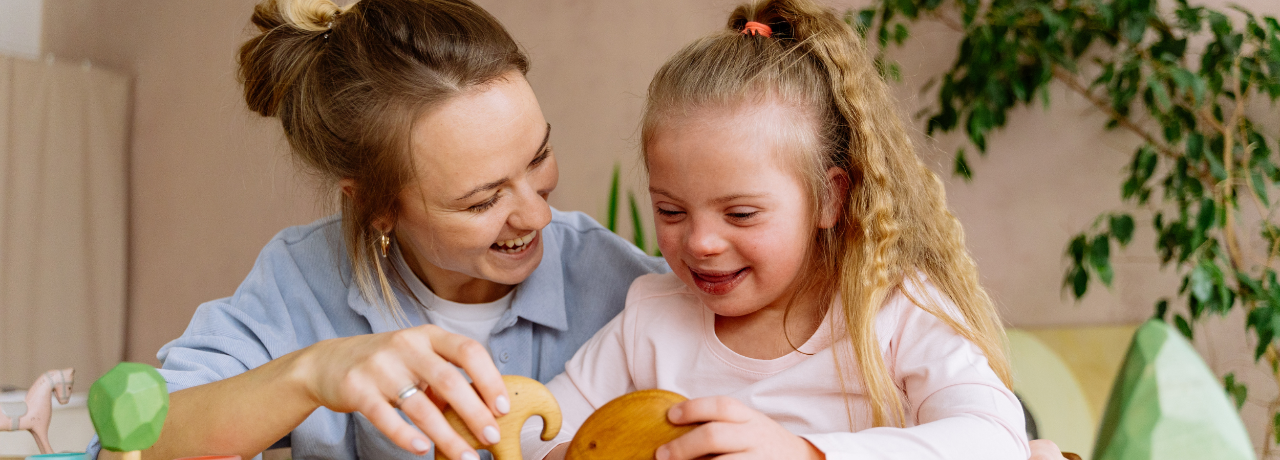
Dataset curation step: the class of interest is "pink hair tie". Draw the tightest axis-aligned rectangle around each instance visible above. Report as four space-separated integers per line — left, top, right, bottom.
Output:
742 21 772 37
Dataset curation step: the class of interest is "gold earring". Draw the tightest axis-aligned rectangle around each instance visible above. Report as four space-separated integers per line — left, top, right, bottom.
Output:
379 232 391 258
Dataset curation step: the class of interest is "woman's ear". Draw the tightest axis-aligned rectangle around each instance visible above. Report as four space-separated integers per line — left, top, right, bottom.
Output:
340 178 395 233
339 178 357 198
818 167 849 229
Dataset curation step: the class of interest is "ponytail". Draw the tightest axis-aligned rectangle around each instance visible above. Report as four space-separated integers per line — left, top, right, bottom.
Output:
642 0 1012 429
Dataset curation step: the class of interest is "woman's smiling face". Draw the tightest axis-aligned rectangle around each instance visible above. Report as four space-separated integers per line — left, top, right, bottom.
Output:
392 73 558 302
646 102 831 318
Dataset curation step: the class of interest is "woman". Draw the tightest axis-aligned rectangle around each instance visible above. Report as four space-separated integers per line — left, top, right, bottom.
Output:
88 0 1070 459
85 1 660 460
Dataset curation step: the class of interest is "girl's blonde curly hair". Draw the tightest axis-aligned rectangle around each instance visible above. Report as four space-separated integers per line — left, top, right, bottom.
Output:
641 0 1012 428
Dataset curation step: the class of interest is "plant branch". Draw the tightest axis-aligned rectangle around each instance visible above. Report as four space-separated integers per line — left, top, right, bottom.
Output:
1049 66 1217 185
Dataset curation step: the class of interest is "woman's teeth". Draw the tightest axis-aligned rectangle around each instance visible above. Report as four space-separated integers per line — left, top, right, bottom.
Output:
495 231 536 253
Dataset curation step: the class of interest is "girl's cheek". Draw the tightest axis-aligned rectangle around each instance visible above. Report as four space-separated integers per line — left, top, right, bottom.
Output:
655 225 681 263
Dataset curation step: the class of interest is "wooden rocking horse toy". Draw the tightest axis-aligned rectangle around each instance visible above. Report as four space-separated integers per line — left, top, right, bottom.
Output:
0 368 75 454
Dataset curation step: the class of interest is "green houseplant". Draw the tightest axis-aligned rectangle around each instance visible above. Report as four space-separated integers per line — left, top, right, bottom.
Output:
852 0 1280 452
604 163 660 256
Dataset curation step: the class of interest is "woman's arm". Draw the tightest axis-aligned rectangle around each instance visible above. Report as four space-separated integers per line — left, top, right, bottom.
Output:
129 325 510 460
139 348 316 460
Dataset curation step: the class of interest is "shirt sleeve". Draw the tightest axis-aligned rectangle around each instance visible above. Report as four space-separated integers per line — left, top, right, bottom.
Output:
88 233 336 459
522 300 640 459
801 284 1029 460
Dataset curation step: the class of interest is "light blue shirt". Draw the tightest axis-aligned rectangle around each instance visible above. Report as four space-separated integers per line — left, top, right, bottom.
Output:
88 208 667 460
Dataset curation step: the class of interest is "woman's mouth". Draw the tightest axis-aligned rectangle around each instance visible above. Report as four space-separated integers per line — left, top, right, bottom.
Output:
491 230 537 255
689 267 749 295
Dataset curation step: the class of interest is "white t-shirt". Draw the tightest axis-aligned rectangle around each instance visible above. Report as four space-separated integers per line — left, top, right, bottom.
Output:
391 245 513 353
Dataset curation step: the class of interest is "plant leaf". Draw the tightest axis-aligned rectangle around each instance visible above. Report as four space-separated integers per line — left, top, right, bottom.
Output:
607 164 620 232
1175 314 1195 339
1111 214 1136 246
627 191 646 253
1191 263 1215 303
955 148 973 181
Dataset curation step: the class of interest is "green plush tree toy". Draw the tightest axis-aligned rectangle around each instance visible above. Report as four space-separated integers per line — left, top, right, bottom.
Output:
89 363 170 460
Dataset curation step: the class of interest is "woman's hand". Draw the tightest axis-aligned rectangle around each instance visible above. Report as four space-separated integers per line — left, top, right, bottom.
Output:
656 396 824 460
297 324 509 460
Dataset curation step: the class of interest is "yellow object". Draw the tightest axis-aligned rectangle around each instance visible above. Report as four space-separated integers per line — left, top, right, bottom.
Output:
1023 326 1138 421
438 375 561 460
1007 329 1095 458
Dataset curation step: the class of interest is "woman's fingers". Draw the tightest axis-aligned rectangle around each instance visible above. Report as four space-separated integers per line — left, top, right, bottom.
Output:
398 391 481 460
306 325 508 460
359 399 433 455
399 327 502 448
411 351 501 447
426 326 511 416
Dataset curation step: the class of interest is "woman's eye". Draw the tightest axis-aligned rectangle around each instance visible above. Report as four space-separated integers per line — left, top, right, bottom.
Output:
530 147 552 169
468 194 501 212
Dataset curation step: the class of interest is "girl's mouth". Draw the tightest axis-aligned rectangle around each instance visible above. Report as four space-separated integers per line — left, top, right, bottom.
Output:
491 230 537 255
689 267 749 295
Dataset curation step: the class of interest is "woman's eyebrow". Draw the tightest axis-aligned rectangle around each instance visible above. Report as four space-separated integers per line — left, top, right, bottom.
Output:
529 123 552 167
455 123 552 202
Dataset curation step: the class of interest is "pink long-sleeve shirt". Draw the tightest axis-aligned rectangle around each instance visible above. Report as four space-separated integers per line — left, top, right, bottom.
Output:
523 273 1029 459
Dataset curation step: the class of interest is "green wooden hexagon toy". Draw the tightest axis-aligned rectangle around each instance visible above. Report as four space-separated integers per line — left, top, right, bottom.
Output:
88 362 170 455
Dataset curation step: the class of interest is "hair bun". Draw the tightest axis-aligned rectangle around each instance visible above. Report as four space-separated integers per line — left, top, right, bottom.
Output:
249 0 346 33
239 0 346 117
282 0 346 32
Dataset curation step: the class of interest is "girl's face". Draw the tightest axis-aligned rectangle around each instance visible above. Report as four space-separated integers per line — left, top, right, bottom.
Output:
647 103 836 318
392 74 558 302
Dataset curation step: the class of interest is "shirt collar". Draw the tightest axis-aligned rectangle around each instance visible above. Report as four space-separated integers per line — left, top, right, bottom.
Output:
507 228 569 331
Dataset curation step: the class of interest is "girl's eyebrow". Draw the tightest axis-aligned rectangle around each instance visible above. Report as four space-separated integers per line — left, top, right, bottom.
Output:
712 193 766 204
454 123 551 202
649 187 766 204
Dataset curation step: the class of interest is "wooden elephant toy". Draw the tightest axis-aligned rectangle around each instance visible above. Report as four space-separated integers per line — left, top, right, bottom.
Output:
438 375 561 460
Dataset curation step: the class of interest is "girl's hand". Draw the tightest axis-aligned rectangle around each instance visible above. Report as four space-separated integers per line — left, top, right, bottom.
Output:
295 324 509 460
657 396 825 460
1029 440 1078 460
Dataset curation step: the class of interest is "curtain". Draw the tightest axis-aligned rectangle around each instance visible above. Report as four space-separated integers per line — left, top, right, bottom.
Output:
0 55 129 388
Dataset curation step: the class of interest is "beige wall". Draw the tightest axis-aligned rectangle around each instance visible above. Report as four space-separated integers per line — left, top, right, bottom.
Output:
39 0 1280 453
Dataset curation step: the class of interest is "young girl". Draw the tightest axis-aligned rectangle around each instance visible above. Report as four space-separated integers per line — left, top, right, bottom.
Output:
525 0 1028 458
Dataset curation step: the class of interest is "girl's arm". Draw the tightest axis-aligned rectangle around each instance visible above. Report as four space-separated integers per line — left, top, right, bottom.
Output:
800 284 1029 459
660 283 1028 460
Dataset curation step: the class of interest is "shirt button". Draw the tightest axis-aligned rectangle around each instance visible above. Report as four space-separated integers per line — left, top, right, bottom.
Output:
500 352 510 363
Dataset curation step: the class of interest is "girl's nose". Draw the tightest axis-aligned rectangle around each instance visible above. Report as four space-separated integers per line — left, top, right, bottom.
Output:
508 180 552 231
684 217 727 259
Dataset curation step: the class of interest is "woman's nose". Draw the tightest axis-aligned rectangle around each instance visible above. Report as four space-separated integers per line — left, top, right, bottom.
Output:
684 217 727 259
509 180 552 231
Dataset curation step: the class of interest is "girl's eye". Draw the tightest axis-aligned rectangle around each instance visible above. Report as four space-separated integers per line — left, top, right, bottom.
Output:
468 193 501 212
655 207 684 217
727 210 759 221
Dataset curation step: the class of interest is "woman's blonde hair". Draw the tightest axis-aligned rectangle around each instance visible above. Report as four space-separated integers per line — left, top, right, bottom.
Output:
238 0 528 322
641 0 1012 428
